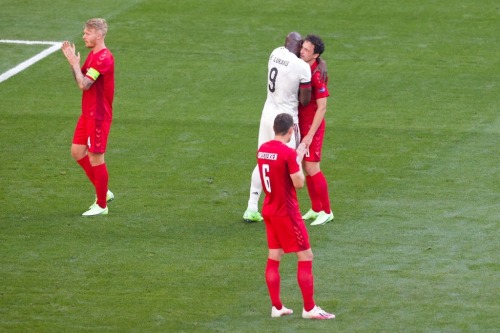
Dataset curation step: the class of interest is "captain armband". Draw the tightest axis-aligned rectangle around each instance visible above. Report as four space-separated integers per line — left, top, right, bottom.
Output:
86 67 100 81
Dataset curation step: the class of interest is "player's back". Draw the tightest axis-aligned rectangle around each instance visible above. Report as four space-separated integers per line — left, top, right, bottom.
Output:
264 47 310 121
258 140 300 217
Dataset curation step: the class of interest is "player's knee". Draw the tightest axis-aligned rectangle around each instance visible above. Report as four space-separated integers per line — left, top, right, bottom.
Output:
297 249 314 261
71 147 85 161
88 153 105 166
304 164 319 177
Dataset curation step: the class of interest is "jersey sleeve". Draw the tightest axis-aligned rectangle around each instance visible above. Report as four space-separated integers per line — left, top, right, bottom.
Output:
312 70 329 99
299 60 312 87
287 148 301 175
85 50 113 81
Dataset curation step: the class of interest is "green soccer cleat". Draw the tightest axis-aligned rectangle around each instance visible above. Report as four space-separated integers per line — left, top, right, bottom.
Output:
302 209 320 220
310 211 334 226
242 210 263 223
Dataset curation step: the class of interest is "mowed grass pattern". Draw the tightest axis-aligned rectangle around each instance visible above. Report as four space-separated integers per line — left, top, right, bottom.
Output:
1 0 498 332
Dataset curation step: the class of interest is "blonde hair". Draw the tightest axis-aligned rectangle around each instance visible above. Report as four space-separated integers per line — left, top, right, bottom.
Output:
85 18 108 36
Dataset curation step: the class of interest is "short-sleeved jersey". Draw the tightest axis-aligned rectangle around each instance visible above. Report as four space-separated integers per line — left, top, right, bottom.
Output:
258 140 302 218
298 60 329 128
262 47 311 123
81 48 115 121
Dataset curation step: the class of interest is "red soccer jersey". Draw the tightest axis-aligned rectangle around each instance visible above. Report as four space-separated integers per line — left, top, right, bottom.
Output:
258 140 302 218
81 48 115 121
298 60 330 130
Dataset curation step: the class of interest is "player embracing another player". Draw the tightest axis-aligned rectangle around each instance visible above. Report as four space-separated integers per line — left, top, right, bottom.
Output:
298 34 334 226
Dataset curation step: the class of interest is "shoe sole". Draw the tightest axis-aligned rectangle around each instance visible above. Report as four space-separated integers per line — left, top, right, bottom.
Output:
82 209 108 217
82 212 108 217
303 315 335 319
243 219 260 223
272 311 293 317
310 215 334 226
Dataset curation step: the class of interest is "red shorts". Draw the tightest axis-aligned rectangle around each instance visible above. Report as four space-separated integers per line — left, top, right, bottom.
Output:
263 214 310 253
72 115 111 154
302 121 325 162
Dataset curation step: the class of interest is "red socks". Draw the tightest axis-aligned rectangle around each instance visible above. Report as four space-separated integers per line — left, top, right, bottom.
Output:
306 175 321 212
297 260 315 312
266 259 316 312
77 156 95 185
92 163 109 208
265 258 282 310
306 172 331 214
77 156 109 209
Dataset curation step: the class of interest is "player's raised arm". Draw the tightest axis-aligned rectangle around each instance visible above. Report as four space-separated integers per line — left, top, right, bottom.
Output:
61 41 93 91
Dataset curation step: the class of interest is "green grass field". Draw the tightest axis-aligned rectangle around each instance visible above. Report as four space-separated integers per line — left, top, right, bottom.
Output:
1 0 498 332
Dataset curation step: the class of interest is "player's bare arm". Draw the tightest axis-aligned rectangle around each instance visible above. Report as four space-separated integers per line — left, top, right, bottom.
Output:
299 86 311 106
296 142 307 163
61 41 94 91
290 170 305 189
315 58 328 84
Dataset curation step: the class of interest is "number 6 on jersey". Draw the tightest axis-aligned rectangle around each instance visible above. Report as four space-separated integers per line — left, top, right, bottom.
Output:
261 164 271 192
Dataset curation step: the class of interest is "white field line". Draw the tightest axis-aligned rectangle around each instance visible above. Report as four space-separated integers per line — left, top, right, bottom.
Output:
0 39 63 83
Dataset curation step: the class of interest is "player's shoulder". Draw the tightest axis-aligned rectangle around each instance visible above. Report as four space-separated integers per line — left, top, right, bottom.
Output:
270 46 286 57
286 54 309 69
278 142 296 156
311 68 322 81
98 48 114 59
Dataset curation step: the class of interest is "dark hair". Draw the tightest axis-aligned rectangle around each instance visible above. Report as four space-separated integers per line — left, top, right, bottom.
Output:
304 34 325 56
273 113 294 136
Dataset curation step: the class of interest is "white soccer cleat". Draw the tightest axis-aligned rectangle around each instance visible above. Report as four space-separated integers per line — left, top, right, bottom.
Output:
310 211 334 226
271 305 293 318
82 204 108 216
89 190 114 209
302 305 335 320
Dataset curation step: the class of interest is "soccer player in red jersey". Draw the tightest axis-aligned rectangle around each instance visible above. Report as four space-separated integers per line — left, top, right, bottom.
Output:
258 113 335 320
61 18 115 216
298 35 334 226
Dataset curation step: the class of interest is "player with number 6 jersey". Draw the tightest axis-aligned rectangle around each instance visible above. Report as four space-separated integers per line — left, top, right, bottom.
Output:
257 113 335 320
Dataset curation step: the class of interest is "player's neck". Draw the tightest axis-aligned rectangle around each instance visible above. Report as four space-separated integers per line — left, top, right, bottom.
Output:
274 135 290 144
308 58 319 67
91 41 106 53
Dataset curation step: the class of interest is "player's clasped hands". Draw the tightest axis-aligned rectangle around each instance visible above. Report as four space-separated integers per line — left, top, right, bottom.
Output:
61 41 80 66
